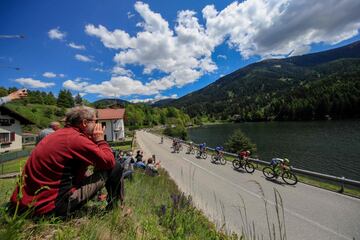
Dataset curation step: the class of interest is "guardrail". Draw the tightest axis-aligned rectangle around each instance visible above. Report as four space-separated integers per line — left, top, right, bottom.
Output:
158 134 360 193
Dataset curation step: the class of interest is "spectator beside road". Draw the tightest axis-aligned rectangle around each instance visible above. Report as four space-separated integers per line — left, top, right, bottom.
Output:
122 152 134 181
9 106 124 217
36 121 61 144
145 157 160 176
135 150 143 163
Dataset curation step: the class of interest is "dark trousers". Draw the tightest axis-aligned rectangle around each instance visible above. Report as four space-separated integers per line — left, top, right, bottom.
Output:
55 161 124 216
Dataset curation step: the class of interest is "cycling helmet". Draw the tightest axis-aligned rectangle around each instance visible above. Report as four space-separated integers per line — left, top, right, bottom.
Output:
246 150 250 154
284 158 290 164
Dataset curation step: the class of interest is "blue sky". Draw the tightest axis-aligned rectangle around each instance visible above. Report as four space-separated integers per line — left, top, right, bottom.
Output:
1 0 360 103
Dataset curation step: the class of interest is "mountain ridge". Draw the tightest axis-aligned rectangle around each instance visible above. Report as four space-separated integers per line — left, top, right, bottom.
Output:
168 40 360 120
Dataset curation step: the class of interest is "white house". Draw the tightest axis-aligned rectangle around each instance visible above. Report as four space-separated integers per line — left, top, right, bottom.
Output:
0 106 34 153
97 108 125 142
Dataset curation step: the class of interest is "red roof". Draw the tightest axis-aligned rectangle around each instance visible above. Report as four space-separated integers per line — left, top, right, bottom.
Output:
97 108 125 120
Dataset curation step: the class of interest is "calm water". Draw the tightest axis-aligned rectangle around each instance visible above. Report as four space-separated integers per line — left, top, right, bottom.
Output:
188 120 360 181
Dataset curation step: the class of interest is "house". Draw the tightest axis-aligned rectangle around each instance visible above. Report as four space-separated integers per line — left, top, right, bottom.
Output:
22 132 37 145
0 106 34 153
97 108 125 142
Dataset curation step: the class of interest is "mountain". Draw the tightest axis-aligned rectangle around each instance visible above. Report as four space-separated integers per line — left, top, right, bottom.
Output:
92 98 130 109
169 41 360 121
151 98 175 107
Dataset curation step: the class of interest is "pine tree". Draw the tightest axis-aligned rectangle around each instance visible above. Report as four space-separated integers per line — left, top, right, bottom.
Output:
57 89 74 108
74 93 83 105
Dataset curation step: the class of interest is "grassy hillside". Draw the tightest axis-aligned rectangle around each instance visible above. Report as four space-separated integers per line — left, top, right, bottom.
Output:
5 103 65 132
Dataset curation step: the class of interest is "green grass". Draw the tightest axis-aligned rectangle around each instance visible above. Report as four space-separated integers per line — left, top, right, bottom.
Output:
6 103 63 130
111 144 132 152
0 169 239 240
0 157 27 175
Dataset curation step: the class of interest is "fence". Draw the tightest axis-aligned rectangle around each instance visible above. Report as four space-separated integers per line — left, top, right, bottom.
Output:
0 149 32 164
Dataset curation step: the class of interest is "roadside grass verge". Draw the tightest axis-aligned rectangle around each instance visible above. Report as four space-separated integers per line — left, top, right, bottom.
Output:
0 157 27 175
111 144 132 152
0 168 239 239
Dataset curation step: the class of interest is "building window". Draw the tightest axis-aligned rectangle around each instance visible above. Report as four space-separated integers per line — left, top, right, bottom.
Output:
0 132 10 143
10 132 15 142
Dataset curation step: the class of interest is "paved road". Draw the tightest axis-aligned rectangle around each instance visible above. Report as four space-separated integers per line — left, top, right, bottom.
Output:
136 131 360 240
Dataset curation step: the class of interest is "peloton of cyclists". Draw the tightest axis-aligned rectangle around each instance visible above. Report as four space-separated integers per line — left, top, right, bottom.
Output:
172 139 182 152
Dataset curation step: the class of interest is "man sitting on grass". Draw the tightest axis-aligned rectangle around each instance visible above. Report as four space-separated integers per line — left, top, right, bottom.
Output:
9 106 124 217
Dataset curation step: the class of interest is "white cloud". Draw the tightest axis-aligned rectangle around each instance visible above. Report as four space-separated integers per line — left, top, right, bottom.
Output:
43 72 65 78
217 54 227 60
112 66 133 77
48 27 66 40
63 76 158 97
130 93 178 103
68 42 86 50
203 0 360 58
15 78 55 88
92 67 107 72
43 72 56 78
75 54 93 62
127 11 135 19
63 79 89 91
83 0 360 97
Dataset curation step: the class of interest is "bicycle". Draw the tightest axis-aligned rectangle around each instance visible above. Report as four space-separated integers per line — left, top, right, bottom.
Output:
196 148 207 159
262 165 298 185
186 145 195 154
211 152 226 165
232 156 255 173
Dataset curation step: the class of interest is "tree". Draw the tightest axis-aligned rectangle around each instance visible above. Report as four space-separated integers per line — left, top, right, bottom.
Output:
74 93 83 105
57 89 74 108
224 129 257 154
163 125 188 140
44 92 57 105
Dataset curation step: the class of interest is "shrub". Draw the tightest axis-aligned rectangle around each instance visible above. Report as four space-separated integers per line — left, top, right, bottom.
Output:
163 125 188 140
224 129 257 154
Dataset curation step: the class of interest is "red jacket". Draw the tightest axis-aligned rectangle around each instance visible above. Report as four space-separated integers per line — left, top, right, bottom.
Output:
10 126 115 215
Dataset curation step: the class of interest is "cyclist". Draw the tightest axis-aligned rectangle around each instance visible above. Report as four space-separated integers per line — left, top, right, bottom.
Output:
160 136 164 144
270 157 290 177
198 142 206 157
239 150 251 160
215 145 223 155
187 141 194 153
172 139 177 151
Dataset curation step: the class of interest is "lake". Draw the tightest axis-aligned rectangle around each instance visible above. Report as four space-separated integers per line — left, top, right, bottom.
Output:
188 120 360 181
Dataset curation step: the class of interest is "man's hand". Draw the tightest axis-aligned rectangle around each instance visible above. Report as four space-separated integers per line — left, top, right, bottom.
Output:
92 123 105 142
8 89 28 100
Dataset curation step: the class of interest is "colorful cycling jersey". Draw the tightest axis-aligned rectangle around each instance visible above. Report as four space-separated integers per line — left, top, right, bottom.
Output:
239 151 250 158
199 143 206 150
270 158 284 166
